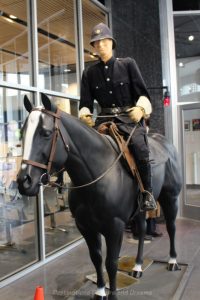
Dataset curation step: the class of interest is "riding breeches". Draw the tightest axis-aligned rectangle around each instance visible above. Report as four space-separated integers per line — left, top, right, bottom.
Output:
117 122 150 163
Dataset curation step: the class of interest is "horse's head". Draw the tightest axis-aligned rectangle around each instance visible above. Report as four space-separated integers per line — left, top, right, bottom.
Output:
17 93 69 196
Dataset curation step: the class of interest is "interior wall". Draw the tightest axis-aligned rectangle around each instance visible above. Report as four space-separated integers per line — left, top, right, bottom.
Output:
110 0 164 134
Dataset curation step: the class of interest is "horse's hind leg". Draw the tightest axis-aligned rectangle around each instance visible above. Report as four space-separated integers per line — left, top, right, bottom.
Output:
160 195 180 271
104 218 125 299
76 225 106 299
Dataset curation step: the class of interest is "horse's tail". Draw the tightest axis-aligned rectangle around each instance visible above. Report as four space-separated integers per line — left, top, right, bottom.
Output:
149 133 182 196
165 141 182 196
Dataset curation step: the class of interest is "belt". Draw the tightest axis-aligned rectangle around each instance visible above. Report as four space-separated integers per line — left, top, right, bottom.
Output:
101 106 131 115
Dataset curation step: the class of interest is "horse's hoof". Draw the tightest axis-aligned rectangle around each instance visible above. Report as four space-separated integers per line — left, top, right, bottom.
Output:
167 263 181 271
108 293 118 300
93 295 107 300
129 270 143 278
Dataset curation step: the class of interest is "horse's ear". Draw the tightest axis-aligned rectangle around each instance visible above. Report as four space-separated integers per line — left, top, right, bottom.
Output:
24 95 33 113
41 93 57 112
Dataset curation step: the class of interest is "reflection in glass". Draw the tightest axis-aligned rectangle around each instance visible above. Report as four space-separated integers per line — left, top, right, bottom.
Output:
0 88 39 279
54 96 78 117
173 0 200 11
183 108 200 207
0 0 30 85
41 96 81 255
175 15 200 103
44 184 81 256
37 0 77 95
82 0 107 65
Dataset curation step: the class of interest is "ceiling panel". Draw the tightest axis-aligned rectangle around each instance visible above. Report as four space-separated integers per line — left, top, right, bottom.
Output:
175 15 200 58
0 0 106 71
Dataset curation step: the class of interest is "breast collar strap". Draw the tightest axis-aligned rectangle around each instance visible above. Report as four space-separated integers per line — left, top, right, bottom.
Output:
22 108 69 174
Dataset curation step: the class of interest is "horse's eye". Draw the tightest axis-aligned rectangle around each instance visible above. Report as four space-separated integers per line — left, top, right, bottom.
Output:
44 130 52 137
40 129 52 137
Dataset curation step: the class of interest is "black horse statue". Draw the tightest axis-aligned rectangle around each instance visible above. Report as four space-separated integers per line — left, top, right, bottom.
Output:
17 94 182 300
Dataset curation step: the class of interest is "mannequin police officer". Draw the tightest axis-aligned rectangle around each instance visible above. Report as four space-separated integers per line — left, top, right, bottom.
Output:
79 23 156 211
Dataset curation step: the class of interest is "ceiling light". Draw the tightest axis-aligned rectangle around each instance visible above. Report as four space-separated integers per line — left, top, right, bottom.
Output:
9 15 17 19
188 35 194 41
179 62 184 68
64 68 71 72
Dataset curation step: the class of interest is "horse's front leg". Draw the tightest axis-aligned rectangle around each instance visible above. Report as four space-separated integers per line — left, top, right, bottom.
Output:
104 218 125 300
131 212 146 278
76 223 106 299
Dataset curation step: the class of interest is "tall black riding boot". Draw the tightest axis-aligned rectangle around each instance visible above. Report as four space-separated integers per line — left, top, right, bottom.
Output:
137 161 157 211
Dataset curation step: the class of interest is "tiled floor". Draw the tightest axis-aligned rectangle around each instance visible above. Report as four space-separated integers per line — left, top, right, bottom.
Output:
0 218 199 299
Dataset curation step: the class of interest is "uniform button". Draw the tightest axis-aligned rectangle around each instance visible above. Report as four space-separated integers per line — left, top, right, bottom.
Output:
109 90 113 94
96 86 99 89
105 65 108 69
106 78 110 81
120 82 124 85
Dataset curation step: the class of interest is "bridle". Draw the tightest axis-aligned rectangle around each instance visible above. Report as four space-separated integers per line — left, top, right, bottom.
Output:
22 108 69 180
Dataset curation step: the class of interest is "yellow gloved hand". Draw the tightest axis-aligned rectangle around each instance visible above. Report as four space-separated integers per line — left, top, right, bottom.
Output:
127 106 145 123
80 114 95 127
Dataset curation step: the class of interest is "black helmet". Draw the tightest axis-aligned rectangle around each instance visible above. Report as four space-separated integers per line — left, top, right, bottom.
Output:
90 23 116 49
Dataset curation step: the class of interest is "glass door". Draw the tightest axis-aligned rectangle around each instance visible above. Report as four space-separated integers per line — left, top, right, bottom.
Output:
180 104 200 220
174 12 200 219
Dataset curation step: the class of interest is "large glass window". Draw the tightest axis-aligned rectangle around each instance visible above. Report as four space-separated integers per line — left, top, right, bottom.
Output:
0 0 31 85
175 15 200 103
0 88 39 279
37 0 78 95
173 0 200 11
82 0 107 67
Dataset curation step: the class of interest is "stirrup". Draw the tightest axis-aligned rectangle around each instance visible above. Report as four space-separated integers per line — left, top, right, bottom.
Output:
140 190 157 212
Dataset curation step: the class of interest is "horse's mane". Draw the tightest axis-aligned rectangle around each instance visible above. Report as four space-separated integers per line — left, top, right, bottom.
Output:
60 111 116 153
